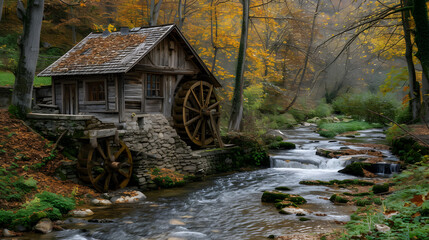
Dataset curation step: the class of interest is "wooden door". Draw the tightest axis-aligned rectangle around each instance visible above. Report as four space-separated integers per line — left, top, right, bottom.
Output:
63 83 77 114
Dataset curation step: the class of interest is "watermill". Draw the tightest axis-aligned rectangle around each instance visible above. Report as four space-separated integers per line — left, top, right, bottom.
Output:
173 81 223 148
77 130 133 192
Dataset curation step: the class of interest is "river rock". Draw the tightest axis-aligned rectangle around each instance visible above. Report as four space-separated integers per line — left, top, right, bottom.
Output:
69 209 94 217
316 148 334 158
279 207 311 216
34 218 53 234
375 224 390 233
110 190 146 203
91 198 112 206
3 228 18 237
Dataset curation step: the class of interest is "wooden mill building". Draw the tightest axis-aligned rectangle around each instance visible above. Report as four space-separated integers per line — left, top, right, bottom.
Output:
38 24 221 126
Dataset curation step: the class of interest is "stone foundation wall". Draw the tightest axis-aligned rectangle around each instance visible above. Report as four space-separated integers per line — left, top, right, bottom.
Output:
26 113 236 190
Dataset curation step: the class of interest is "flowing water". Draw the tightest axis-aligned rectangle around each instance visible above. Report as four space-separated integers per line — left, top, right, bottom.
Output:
26 127 399 240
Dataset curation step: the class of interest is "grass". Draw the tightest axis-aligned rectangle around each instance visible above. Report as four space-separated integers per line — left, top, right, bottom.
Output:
0 71 51 87
318 121 383 138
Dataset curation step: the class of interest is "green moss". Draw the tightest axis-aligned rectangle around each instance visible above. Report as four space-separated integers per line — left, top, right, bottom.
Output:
338 162 371 177
372 183 390 194
299 217 310 221
289 195 307 205
299 179 374 186
343 192 371 197
274 186 291 191
275 201 297 209
355 198 373 206
261 191 290 203
268 141 296 150
329 194 349 203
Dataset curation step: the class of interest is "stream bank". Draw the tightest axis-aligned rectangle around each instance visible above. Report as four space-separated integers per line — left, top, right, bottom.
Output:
18 125 401 240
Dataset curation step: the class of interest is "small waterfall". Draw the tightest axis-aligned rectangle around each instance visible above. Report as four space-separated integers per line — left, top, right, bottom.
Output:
270 154 346 170
370 163 401 175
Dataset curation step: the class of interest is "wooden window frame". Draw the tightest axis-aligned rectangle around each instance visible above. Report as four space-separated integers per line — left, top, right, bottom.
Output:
83 79 107 104
146 74 163 99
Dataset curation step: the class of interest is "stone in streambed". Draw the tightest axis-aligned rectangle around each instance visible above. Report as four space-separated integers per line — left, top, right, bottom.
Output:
261 191 290 203
34 218 53 234
90 198 112 206
279 207 311 215
69 209 94 217
110 190 146 203
3 229 19 237
275 186 292 191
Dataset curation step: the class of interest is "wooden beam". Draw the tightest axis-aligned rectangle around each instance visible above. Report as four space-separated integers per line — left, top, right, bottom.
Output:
134 64 198 75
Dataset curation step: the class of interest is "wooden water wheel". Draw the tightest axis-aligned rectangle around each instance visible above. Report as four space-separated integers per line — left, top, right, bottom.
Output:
77 137 133 192
173 81 223 148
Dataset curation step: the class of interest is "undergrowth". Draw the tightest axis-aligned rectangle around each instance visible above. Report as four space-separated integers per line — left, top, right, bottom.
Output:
341 161 429 239
318 121 383 138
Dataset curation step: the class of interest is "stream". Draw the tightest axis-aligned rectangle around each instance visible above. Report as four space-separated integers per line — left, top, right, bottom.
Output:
26 126 399 240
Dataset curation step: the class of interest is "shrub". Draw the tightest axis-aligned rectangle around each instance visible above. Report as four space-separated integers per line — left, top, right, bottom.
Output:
314 100 333 118
332 93 399 124
36 191 75 214
395 105 413 124
150 168 185 188
0 210 14 228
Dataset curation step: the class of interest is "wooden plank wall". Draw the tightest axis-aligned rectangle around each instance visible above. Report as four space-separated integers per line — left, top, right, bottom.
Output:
124 71 143 112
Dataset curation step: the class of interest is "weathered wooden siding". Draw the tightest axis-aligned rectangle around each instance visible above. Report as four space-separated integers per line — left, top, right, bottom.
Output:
124 71 143 113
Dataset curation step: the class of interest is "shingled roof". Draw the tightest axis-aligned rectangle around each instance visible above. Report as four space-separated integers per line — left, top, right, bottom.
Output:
38 24 220 87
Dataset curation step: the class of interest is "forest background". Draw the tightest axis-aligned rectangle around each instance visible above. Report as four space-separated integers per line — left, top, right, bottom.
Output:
0 0 428 133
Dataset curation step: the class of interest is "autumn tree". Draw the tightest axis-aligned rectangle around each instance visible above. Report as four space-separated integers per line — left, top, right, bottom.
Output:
149 0 163 26
12 0 45 117
228 0 249 131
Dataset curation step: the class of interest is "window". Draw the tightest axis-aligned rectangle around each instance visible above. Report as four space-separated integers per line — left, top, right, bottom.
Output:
146 74 162 97
86 81 105 101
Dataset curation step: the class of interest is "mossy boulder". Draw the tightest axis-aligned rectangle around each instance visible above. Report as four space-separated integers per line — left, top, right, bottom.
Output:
289 195 307 205
372 183 389 194
261 191 290 203
275 186 291 191
268 141 296 150
275 200 297 209
338 162 370 177
329 194 349 203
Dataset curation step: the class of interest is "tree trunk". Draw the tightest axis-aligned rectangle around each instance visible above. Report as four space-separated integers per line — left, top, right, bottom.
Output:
177 0 185 29
149 0 163 26
228 0 249 132
70 6 76 44
0 0 4 21
282 0 320 112
411 0 429 120
12 0 45 117
402 0 419 121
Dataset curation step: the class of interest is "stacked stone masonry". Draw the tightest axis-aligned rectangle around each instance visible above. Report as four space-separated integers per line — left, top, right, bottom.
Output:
26 113 235 190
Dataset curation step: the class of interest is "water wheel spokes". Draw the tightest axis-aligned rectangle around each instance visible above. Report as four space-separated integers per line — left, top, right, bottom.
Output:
87 138 132 192
173 81 223 148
